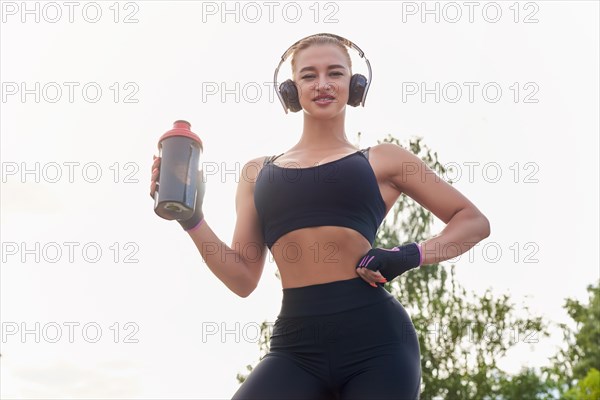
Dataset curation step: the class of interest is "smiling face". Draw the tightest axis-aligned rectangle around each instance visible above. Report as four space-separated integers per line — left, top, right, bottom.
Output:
291 44 352 118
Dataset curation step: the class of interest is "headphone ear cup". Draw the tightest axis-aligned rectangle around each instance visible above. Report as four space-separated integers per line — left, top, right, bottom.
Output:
279 79 302 112
347 74 367 107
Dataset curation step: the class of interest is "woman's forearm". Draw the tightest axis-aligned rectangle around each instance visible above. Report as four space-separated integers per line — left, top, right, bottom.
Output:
185 220 255 297
419 207 490 266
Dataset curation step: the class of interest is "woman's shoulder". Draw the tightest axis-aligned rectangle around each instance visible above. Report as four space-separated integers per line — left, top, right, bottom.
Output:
369 142 415 160
239 154 280 185
366 142 419 178
243 153 282 169
244 155 270 167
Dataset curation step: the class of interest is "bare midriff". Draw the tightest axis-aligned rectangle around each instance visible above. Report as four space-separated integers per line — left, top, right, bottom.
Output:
269 225 374 289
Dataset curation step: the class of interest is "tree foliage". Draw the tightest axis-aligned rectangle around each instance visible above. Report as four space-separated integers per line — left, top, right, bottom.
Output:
543 280 600 398
563 368 600 400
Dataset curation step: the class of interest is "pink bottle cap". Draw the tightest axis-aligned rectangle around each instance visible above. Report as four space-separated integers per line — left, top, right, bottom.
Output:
158 120 203 150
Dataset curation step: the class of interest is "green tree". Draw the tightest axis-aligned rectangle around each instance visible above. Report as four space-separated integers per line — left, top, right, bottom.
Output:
563 368 600 400
492 367 555 399
237 135 551 400
544 280 600 397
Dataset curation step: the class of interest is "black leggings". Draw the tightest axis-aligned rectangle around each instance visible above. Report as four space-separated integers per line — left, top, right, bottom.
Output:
232 277 422 399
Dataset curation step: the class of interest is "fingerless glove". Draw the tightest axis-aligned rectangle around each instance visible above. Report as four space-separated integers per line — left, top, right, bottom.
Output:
356 242 423 282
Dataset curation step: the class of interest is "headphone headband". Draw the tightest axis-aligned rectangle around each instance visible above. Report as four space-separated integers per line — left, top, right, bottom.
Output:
273 33 372 113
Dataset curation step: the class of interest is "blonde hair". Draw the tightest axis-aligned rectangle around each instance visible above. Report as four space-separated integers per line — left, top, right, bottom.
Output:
290 34 353 80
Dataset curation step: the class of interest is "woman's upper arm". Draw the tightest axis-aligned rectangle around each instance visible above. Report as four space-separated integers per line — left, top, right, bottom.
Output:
231 156 269 287
378 143 484 224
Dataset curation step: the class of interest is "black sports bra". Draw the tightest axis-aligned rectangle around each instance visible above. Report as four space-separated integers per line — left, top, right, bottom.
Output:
253 148 387 250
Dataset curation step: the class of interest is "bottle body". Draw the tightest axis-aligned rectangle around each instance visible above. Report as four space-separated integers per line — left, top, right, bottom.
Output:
153 120 203 221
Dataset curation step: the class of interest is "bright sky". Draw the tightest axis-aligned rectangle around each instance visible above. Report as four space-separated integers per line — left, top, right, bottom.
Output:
1 1 599 398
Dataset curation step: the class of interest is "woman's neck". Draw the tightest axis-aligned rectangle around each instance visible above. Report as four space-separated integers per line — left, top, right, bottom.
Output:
295 110 353 151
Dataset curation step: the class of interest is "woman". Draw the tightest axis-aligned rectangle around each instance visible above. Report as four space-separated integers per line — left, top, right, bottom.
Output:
150 33 490 400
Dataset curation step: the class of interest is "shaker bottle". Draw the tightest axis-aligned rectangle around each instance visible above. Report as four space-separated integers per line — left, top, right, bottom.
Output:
153 120 203 220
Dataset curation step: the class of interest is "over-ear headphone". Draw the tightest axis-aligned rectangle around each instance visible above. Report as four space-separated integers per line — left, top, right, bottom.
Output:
273 33 372 114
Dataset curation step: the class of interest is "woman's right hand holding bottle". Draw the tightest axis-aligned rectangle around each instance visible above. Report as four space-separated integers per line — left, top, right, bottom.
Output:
150 155 206 232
